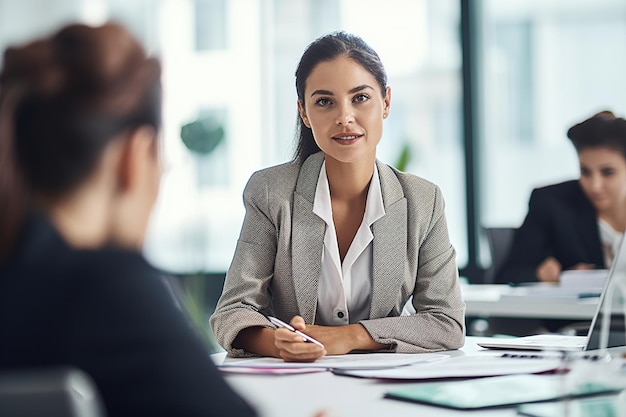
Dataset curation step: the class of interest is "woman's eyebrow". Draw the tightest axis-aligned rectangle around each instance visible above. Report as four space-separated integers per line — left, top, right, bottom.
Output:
311 89 333 97
348 84 373 94
310 84 374 97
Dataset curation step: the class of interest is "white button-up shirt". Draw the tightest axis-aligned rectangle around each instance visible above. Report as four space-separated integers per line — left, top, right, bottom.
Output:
313 161 385 326
599 219 624 268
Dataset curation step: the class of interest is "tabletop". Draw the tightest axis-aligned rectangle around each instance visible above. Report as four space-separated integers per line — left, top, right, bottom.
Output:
213 337 626 417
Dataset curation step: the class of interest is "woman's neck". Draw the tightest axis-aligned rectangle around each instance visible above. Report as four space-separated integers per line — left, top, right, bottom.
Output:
324 156 375 202
43 188 112 249
598 198 626 233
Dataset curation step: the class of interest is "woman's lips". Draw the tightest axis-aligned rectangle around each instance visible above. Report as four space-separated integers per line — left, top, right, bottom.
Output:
332 133 363 143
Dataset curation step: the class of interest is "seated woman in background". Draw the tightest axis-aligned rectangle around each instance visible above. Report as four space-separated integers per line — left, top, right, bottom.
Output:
210 31 465 362
497 111 626 285
0 22 257 417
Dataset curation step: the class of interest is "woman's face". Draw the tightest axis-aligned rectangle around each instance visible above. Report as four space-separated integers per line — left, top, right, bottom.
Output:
298 55 391 165
578 146 626 212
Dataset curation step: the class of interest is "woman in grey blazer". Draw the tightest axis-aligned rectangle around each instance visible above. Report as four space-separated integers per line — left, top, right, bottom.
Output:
210 31 465 361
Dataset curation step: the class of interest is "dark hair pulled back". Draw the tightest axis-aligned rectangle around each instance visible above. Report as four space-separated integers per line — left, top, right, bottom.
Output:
0 22 162 258
293 31 387 164
567 110 626 159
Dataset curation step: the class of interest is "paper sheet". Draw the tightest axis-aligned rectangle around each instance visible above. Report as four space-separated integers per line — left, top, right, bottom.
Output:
334 354 563 379
219 352 448 370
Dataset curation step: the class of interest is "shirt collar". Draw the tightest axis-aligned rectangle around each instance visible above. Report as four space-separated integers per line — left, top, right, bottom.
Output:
313 161 385 226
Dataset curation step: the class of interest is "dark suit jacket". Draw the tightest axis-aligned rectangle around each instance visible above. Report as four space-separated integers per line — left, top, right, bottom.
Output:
0 214 256 417
496 180 605 284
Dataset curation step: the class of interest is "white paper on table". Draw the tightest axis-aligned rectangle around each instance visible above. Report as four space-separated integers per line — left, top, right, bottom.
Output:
559 269 608 290
333 354 562 380
219 352 448 370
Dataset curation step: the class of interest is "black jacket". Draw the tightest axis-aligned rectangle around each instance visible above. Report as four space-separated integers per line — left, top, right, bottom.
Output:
496 180 605 284
0 214 257 417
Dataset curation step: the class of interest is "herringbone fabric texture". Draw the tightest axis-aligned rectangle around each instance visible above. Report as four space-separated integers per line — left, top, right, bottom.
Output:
210 152 465 357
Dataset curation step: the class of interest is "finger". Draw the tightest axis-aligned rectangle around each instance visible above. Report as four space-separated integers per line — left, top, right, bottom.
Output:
277 344 326 362
572 263 595 270
548 259 561 270
290 315 306 331
279 346 326 362
275 333 325 355
274 328 306 343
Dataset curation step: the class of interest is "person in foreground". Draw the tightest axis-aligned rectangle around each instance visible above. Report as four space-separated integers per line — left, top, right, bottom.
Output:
210 31 465 362
498 111 626 284
0 22 257 417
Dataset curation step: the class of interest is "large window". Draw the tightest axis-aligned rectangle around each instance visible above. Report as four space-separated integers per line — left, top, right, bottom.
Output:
476 0 626 253
144 0 465 273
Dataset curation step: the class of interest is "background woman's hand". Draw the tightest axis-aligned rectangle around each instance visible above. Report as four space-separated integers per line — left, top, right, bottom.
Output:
536 256 561 282
569 262 595 271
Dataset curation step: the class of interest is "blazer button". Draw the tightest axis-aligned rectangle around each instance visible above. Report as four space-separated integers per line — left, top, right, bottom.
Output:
337 311 344 319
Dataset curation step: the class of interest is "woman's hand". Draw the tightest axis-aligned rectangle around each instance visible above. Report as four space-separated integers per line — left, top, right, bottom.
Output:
273 316 326 362
235 315 389 361
569 262 595 271
536 256 561 282
286 316 389 356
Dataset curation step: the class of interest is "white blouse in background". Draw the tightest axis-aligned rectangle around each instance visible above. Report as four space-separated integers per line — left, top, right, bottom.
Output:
598 218 624 268
313 162 385 326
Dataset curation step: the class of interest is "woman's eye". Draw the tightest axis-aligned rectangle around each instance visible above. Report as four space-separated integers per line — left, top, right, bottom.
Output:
353 93 370 103
601 169 615 177
315 97 332 106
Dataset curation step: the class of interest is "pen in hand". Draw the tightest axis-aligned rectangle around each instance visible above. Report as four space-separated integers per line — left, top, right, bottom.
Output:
267 316 324 348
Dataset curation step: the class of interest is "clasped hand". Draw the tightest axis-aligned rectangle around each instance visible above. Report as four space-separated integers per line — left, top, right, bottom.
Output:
536 256 595 282
274 316 357 362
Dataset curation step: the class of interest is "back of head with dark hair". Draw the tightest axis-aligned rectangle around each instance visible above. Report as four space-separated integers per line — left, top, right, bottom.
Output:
0 22 162 259
567 110 626 158
293 31 387 164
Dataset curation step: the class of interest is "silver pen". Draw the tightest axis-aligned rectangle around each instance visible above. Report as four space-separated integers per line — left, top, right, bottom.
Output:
267 316 325 348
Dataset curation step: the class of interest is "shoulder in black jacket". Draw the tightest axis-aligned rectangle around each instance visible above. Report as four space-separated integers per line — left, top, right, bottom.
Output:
0 214 257 417
496 180 604 284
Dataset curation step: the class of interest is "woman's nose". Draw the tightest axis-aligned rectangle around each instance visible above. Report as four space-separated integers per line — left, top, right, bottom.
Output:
335 103 354 125
589 175 604 191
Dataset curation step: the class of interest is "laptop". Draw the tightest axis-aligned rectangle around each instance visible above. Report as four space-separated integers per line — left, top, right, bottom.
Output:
478 238 626 352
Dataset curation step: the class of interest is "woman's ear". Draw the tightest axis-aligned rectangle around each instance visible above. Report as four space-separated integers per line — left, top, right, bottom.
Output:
297 100 311 128
117 126 158 193
108 126 159 250
383 86 391 119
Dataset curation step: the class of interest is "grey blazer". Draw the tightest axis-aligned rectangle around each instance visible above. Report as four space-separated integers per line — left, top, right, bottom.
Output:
210 152 465 357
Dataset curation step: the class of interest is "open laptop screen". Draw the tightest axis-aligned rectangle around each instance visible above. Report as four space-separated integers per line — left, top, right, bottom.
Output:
585 239 626 350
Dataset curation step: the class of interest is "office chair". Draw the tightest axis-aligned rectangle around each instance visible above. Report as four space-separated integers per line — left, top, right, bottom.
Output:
0 366 105 417
483 226 516 284
468 226 522 336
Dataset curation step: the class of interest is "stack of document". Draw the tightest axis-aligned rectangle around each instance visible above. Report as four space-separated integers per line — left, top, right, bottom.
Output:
559 269 608 290
501 269 608 301
218 352 447 374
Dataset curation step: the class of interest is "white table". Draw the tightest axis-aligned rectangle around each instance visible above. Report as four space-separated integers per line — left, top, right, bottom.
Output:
213 337 626 417
462 284 599 320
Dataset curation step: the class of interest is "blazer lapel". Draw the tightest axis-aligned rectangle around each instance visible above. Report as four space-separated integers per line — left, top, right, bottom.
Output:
370 162 407 318
292 153 326 323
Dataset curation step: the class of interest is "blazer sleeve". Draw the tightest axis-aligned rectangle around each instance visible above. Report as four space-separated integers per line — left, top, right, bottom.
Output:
209 172 278 357
359 185 466 352
496 188 552 284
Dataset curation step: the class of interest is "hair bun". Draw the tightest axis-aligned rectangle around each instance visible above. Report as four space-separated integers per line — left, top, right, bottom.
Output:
593 110 615 120
567 110 616 141
53 23 146 93
1 39 65 96
567 109 626 156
